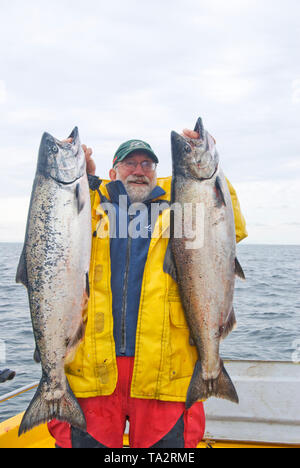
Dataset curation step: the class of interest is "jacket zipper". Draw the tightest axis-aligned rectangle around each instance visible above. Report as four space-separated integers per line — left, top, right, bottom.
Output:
120 214 134 354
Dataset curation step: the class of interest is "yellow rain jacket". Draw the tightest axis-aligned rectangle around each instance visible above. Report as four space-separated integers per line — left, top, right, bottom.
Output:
66 177 247 401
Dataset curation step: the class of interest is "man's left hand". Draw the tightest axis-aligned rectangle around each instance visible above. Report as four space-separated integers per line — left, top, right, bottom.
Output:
182 129 200 139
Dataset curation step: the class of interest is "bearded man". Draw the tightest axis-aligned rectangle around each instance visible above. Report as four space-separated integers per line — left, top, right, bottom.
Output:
48 129 247 448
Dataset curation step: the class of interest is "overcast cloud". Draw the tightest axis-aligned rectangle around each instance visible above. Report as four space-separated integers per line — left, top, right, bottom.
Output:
0 0 299 243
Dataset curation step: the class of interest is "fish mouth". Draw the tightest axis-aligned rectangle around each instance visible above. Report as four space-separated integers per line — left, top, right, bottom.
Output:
44 127 80 151
50 174 83 185
194 117 205 140
68 127 79 142
54 127 79 150
39 127 80 157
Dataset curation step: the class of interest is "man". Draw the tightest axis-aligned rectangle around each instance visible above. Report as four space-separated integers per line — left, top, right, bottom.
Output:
48 128 247 448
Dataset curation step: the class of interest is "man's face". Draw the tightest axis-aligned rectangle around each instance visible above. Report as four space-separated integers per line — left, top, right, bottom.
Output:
109 151 157 202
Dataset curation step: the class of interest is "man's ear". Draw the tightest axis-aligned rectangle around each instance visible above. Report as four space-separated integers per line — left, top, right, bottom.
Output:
109 168 117 181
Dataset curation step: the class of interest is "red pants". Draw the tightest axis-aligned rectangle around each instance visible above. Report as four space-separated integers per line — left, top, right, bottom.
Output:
48 357 205 448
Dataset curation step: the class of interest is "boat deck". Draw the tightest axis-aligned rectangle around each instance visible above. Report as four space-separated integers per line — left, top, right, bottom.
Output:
0 412 297 448
1 360 299 448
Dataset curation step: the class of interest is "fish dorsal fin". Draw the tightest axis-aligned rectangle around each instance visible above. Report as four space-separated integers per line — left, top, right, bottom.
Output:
215 176 226 207
16 246 28 288
194 117 205 139
235 257 246 280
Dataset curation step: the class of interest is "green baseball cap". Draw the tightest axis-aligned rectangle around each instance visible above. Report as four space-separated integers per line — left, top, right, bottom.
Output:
113 139 159 167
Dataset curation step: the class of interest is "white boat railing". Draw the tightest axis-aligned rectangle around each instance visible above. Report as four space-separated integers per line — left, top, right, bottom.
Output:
0 381 39 404
204 360 300 445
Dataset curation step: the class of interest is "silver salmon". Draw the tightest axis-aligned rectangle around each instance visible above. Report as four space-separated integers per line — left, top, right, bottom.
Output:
16 128 91 435
166 117 245 409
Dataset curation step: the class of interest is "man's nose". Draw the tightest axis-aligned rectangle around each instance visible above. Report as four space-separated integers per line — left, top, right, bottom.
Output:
132 164 145 176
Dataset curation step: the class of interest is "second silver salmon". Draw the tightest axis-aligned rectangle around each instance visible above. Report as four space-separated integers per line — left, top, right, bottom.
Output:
167 118 245 409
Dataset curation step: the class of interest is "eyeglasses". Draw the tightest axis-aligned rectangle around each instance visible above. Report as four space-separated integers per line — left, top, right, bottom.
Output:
117 160 157 173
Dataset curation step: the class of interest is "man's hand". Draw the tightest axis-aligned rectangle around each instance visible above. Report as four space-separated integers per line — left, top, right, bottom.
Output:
82 144 96 176
182 128 216 144
182 129 200 139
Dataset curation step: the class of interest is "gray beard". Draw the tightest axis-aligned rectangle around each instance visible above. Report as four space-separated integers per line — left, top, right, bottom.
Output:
117 174 157 203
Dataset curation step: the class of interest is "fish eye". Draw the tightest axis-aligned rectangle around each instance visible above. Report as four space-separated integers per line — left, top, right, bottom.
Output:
185 144 192 153
52 145 59 153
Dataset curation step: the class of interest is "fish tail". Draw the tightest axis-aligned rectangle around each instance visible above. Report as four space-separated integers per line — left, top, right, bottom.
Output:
18 375 86 437
186 360 239 409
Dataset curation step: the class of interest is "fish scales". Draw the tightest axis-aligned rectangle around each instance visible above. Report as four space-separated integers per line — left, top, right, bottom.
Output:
27 176 89 373
168 117 244 409
172 172 235 374
16 128 91 435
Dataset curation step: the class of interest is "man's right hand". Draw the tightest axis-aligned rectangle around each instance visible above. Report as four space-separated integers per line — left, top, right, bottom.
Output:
82 144 96 176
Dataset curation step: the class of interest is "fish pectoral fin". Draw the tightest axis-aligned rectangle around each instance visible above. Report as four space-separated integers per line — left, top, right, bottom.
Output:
235 257 246 280
0 369 16 383
215 176 226 207
76 183 85 214
163 242 178 282
33 346 41 363
85 272 90 298
220 308 237 340
67 285 90 353
15 246 28 287
81 274 90 314
65 321 86 365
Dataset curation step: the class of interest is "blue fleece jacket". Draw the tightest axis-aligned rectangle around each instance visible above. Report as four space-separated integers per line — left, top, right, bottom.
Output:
105 180 166 356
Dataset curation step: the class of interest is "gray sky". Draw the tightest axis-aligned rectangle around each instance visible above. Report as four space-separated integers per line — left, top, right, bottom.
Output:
0 0 299 243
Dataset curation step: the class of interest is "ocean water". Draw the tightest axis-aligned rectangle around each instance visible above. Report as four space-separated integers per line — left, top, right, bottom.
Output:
0 242 299 423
